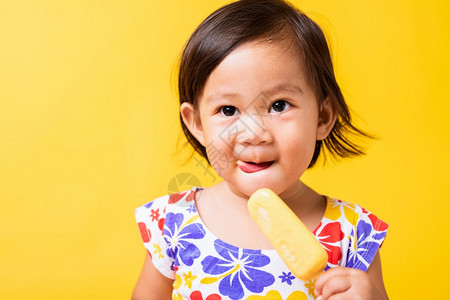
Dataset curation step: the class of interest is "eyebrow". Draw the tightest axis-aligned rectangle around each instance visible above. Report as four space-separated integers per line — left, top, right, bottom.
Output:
206 92 240 103
264 83 304 95
206 83 303 103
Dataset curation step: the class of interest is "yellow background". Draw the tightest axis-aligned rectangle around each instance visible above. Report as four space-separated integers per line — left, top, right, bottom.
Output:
1 0 449 298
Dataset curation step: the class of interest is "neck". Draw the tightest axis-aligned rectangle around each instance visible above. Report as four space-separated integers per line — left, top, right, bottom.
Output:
217 179 319 211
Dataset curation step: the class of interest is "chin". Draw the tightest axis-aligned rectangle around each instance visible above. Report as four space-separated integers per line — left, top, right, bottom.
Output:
226 181 263 198
229 179 288 198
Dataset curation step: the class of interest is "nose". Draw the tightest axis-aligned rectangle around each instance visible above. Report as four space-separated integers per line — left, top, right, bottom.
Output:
236 112 273 145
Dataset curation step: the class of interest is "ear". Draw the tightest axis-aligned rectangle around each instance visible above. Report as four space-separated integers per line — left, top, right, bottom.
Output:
316 98 337 140
180 102 206 146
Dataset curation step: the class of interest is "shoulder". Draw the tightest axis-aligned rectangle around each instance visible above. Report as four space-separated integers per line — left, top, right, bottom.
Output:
323 197 388 230
133 188 203 280
135 187 200 219
317 197 388 271
135 187 202 243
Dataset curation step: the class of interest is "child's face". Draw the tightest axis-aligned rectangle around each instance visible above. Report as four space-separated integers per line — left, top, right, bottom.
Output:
182 40 335 197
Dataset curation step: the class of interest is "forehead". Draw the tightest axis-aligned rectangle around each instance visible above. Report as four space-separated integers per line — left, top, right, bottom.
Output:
200 40 308 100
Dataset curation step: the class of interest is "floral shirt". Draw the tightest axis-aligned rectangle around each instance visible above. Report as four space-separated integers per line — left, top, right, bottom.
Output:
135 187 388 300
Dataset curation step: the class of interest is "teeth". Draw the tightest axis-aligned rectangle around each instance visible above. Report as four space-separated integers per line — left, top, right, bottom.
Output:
237 160 256 165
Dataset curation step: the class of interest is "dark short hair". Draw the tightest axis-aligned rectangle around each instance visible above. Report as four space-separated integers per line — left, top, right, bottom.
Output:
178 0 371 168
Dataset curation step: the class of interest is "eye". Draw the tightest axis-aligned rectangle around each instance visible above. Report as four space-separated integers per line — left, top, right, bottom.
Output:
269 100 291 113
219 106 240 117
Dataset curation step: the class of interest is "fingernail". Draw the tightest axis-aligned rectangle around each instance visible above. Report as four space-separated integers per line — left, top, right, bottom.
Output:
316 296 323 300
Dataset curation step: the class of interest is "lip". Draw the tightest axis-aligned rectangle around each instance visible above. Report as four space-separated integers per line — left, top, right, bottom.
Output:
236 160 274 173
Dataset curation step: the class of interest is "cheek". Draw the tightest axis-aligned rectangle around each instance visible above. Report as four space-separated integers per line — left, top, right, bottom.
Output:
284 139 314 160
201 123 235 170
199 117 218 145
206 146 235 178
203 118 236 148
280 127 317 164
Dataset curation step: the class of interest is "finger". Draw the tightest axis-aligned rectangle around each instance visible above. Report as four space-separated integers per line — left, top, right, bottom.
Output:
317 294 347 300
320 274 351 300
315 267 362 295
326 292 351 300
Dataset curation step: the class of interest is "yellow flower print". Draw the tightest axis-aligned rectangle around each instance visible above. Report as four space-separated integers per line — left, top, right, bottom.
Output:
153 242 163 258
183 271 197 289
246 290 308 300
246 290 282 299
173 274 182 290
200 263 241 284
304 279 316 297
172 292 183 300
326 198 356 225
287 291 308 300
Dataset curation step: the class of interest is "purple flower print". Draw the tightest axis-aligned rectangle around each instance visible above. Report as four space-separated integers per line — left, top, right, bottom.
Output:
347 219 387 271
201 240 275 300
163 212 205 269
143 201 153 209
187 203 197 213
279 271 296 285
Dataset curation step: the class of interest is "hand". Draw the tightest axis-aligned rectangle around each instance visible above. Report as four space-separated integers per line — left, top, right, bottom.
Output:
314 267 387 300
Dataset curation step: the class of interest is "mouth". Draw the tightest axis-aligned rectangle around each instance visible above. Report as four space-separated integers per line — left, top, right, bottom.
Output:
236 160 274 173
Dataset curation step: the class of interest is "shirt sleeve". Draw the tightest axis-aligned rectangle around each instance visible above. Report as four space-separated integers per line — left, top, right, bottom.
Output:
135 196 176 279
346 205 389 271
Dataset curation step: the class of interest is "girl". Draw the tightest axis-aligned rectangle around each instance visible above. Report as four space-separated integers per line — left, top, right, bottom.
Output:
133 0 389 299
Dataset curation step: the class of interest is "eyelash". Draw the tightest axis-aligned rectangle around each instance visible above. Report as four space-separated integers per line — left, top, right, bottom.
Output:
269 100 291 113
218 106 240 117
217 100 292 117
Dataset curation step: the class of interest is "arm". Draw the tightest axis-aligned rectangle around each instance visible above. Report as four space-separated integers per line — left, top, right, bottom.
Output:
132 255 173 300
314 251 388 300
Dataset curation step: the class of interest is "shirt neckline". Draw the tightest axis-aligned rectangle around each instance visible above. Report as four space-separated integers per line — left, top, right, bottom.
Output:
189 186 331 254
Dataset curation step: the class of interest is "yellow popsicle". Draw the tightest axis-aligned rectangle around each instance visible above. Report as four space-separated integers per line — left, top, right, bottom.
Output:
248 188 328 281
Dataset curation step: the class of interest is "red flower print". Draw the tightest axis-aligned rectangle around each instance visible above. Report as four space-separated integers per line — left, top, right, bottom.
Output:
314 221 344 265
150 208 160 222
138 222 151 243
190 290 221 300
186 190 196 202
368 214 389 231
158 218 165 233
169 191 188 204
